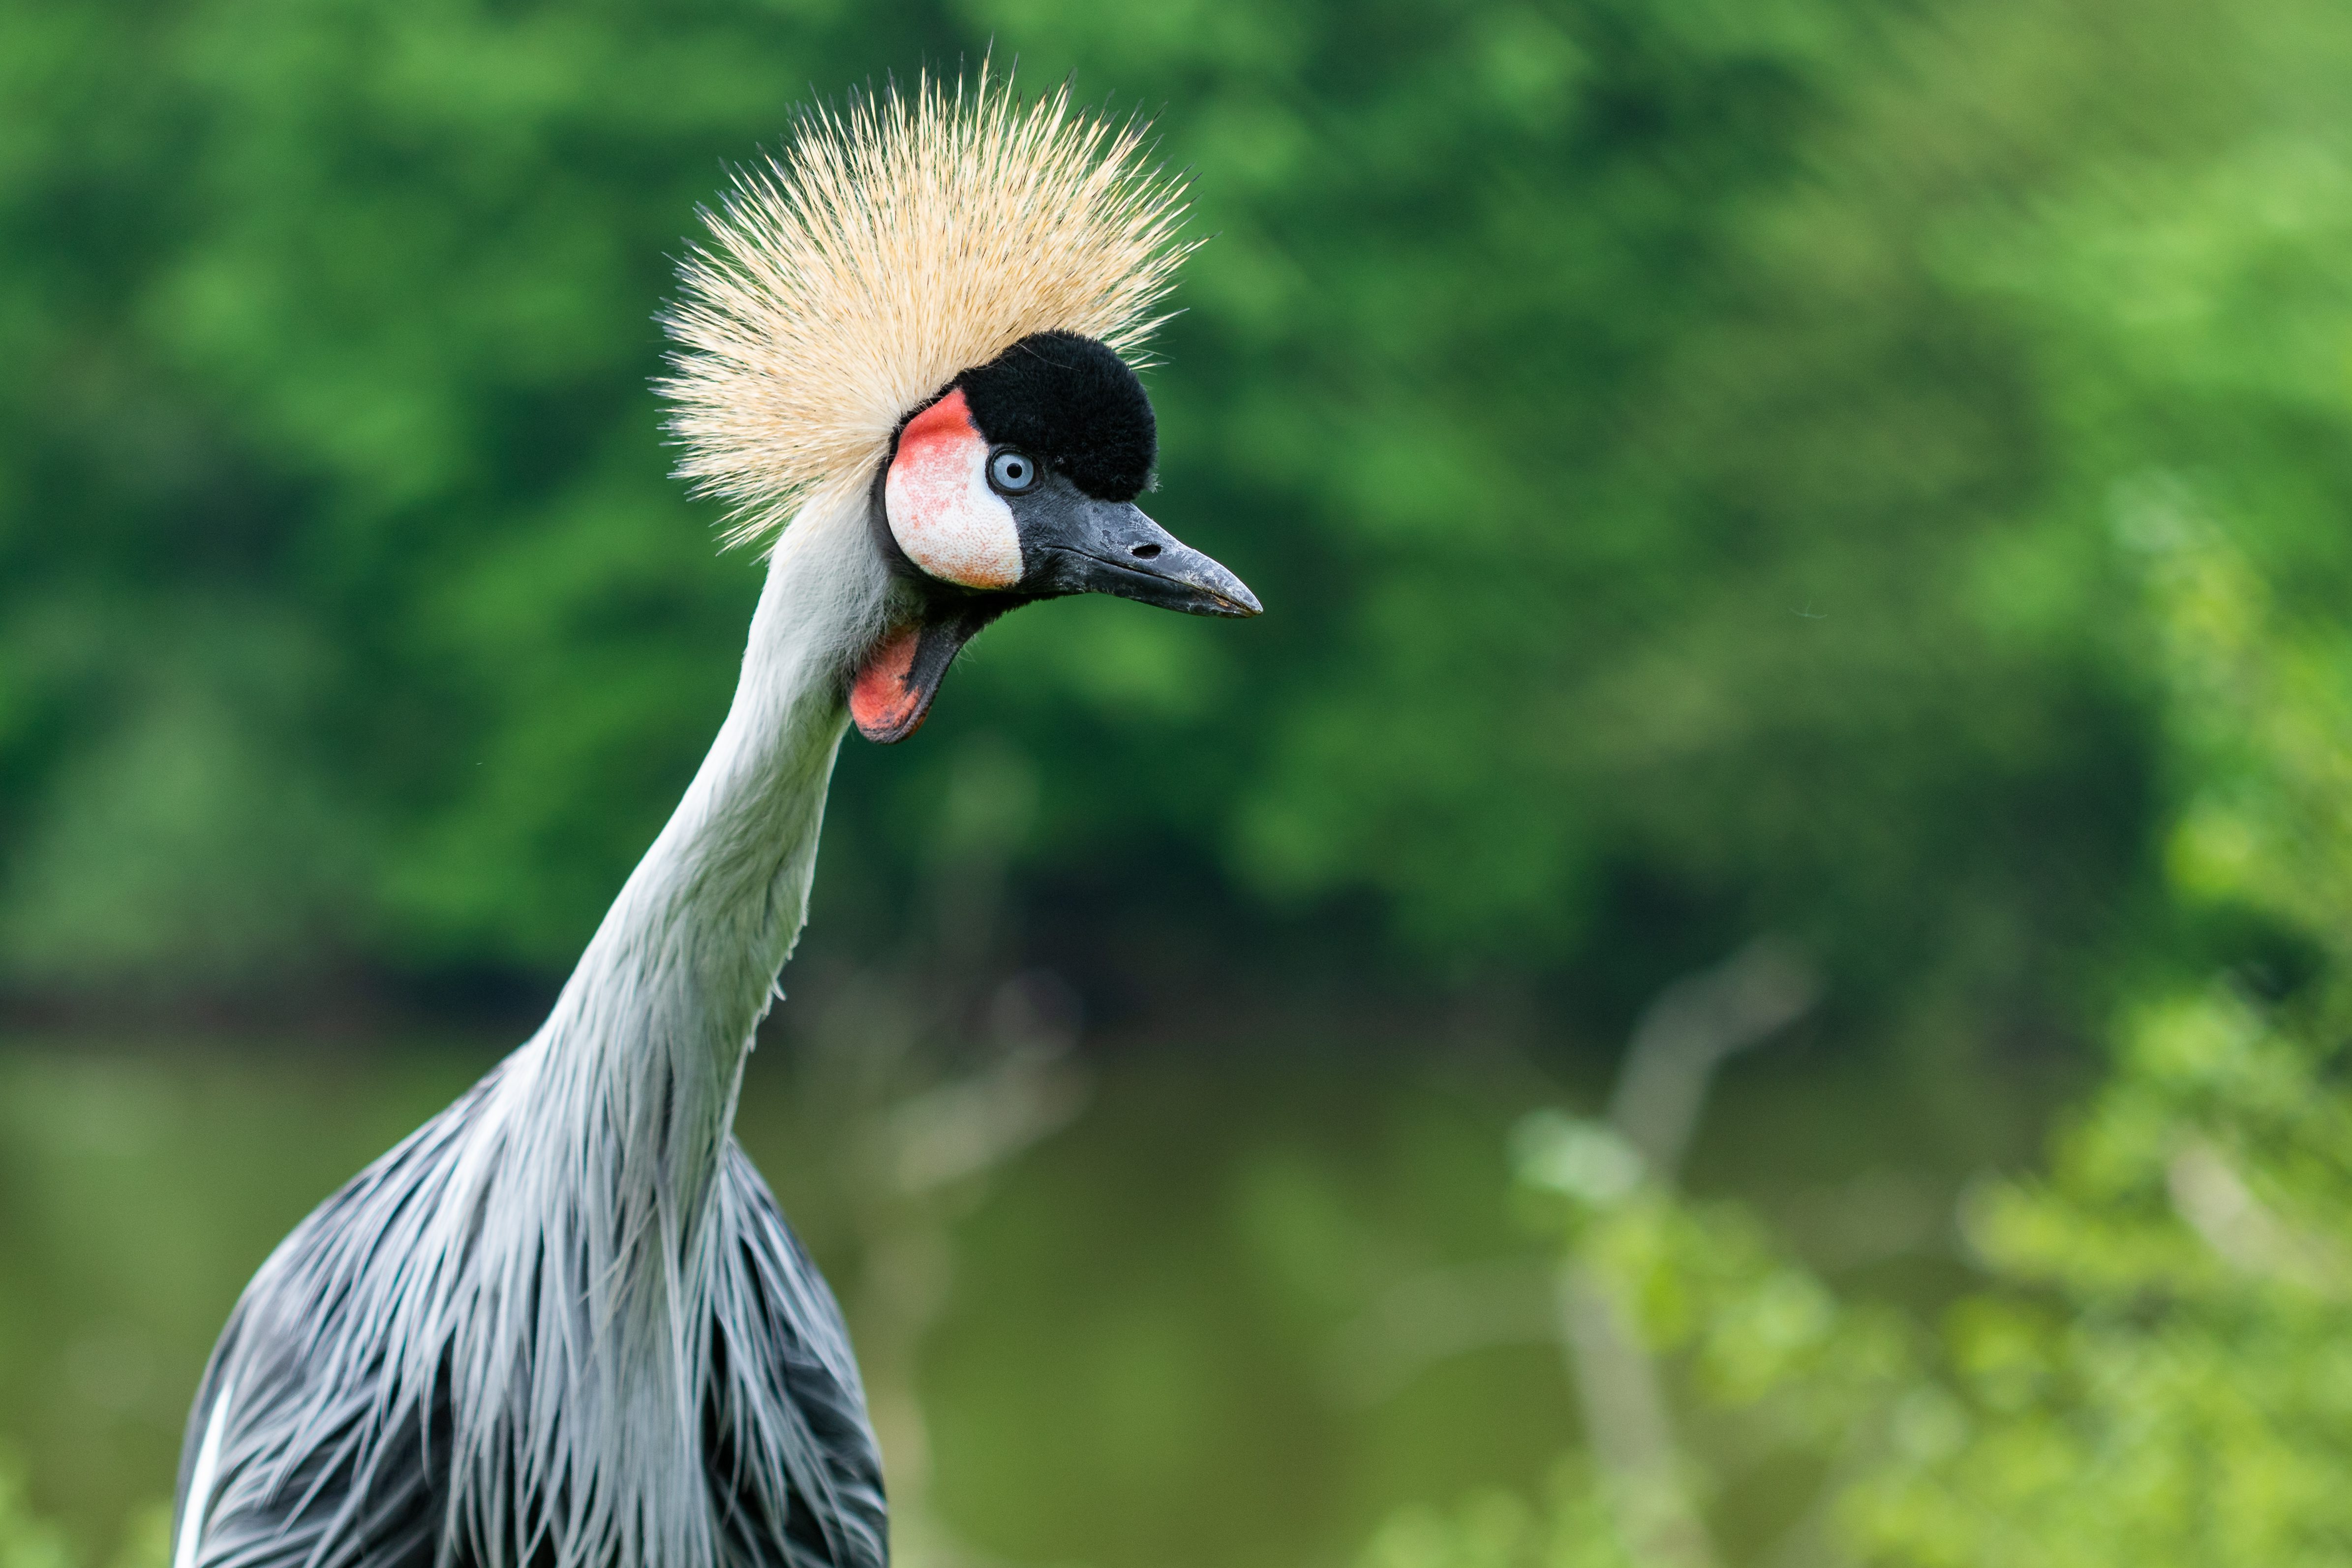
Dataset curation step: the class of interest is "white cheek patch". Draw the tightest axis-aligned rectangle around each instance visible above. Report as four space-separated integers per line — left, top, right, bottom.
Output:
884 389 1024 590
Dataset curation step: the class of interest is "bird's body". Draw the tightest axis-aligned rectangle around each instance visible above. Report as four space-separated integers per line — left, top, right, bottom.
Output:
171 74 1254 1568
178 1097 883 1568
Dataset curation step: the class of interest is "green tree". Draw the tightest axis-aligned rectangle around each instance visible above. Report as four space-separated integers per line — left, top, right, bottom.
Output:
1355 7 2352 1555
0 0 2182 1081
1368 524 2352 1566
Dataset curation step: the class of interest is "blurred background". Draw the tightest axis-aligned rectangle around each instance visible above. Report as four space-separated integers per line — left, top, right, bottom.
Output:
5 0 2352 1564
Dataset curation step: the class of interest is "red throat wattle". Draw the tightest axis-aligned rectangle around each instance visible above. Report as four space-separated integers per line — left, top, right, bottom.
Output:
850 625 925 740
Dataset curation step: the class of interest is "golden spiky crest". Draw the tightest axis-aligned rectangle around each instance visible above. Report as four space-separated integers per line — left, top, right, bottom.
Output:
660 69 1196 547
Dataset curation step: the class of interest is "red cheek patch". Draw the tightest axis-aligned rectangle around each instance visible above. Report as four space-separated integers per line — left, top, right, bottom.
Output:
850 625 925 739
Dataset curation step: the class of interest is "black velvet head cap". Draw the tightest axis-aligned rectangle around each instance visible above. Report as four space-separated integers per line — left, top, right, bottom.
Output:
955 331 1157 502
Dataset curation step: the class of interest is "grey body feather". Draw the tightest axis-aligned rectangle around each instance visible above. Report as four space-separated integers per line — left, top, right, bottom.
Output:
174 495 896 1568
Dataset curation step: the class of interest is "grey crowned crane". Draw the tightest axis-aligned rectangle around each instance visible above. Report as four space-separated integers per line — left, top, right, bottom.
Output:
169 74 1255 1568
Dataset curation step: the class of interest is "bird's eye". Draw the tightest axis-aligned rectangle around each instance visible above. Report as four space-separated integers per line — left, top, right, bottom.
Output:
988 450 1037 494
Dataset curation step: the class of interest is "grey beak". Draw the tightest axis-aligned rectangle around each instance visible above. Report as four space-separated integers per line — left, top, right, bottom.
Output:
1022 497 1261 618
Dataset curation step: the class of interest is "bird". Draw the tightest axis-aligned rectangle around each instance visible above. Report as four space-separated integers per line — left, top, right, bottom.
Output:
169 70 1257 1568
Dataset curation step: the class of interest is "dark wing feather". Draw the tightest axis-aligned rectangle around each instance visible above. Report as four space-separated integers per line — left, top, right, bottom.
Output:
707 1143 888 1568
176 1287 451 1568
173 1092 483 1568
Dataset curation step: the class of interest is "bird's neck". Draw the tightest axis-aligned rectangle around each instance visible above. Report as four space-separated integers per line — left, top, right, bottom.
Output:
526 489 889 1229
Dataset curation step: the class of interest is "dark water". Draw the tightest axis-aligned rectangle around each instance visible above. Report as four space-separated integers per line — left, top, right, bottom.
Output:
0 1033 2049 1568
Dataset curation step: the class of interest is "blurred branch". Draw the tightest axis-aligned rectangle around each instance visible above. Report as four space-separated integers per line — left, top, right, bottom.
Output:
1606 939 1821 1178
1326 1260 1560 1404
1558 937 1820 1568
769 743 1092 1568
813 966 1092 1568
2167 1139 2349 1291
1556 1261 1718 1568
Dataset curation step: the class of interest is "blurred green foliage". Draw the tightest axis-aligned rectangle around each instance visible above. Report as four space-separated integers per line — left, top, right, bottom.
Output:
7 0 2352 1563
1372 51 2352 1555
6 0 2293 1059
0 1469 72 1568
1359 1473 1640 1568
1837 525 2352 1566
0 1467 160 1568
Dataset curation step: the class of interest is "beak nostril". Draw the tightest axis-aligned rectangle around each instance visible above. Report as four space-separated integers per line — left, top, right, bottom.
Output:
1131 543 1162 559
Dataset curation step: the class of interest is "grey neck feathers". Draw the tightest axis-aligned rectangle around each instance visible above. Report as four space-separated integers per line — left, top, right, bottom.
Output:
428 491 888 1568
534 488 889 1234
